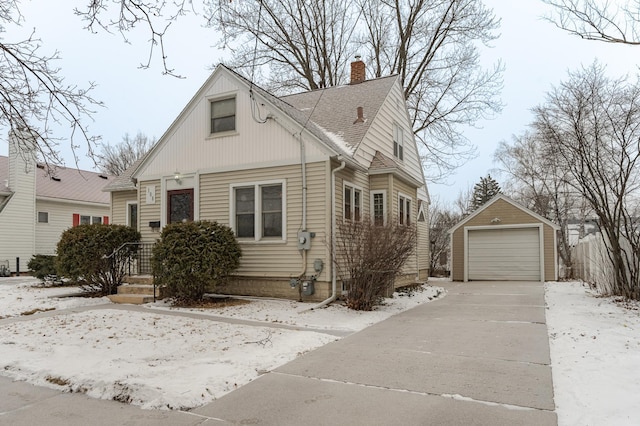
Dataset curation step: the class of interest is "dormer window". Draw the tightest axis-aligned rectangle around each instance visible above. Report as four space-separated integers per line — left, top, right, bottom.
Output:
393 123 404 161
211 97 236 134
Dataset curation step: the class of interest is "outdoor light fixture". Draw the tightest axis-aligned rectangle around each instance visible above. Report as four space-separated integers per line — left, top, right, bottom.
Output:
173 171 181 184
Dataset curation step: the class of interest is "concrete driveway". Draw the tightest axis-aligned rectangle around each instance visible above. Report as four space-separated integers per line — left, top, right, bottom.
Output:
192 281 557 425
0 281 556 425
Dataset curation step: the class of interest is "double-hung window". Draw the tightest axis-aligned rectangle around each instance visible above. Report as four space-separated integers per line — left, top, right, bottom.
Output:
232 181 285 240
393 123 404 161
398 193 412 225
344 183 362 221
370 190 386 226
210 97 236 134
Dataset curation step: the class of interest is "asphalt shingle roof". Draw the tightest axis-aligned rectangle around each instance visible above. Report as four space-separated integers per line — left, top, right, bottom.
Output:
281 75 399 153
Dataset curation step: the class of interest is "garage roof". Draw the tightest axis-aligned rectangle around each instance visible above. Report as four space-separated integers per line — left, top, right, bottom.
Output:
448 194 560 234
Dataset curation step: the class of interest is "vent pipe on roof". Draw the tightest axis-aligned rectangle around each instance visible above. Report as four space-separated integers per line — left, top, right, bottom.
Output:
354 106 365 124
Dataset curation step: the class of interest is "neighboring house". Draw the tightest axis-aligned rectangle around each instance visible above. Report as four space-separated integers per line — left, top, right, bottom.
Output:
449 194 559 282
0 131 111 274
105 60 430 301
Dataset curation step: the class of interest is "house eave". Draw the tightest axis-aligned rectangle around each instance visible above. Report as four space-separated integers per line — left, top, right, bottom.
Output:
36 196 110 209
368 167 423 188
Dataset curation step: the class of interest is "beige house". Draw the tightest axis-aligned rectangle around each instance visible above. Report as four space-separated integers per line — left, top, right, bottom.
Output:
449 194 559 282
105 61 430 302
0 132 111 274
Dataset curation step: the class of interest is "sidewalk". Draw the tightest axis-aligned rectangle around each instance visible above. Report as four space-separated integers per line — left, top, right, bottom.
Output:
0 281 556 425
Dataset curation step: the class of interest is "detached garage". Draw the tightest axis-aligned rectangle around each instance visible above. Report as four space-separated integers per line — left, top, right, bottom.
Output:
449 195 559 282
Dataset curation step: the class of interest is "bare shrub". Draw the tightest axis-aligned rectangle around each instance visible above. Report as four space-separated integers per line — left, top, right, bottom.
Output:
336 218 417 311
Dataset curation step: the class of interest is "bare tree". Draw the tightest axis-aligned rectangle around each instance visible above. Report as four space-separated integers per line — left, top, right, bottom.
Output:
73 0 198 77
206 0 504 181
454 186 474 217
543 0 640 45
494 131 586 278
336 218 417 310
428 196 460 276
533 62 640 299
0 1 102 166
358 0 504 181
99 132 155 176
207 0 358 92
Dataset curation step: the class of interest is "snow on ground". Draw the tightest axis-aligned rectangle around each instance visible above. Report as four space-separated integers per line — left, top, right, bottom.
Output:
0 277 110 319
545 281 640 426
3 276 639 423
0 277 443 410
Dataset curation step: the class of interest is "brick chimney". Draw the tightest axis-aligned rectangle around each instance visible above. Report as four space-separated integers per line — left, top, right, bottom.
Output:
350 55 365 84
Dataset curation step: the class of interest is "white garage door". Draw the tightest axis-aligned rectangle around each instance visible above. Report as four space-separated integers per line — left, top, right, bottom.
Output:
468 227 541 281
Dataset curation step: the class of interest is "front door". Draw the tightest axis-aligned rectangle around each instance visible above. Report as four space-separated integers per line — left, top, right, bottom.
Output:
167 189 194 224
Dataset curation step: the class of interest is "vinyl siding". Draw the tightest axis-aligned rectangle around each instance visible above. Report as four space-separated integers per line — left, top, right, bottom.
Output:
393 178 418 275
0 146 36 273
198 161 330 281
34 200 110 255
111 190 137 226
353 80 425 188
138 73 330 178
139 180 162 244
451 199 557 281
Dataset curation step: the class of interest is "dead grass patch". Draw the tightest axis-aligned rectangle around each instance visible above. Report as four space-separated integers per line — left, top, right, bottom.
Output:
171 297 251 309
46 375 70 387
21 307 55 316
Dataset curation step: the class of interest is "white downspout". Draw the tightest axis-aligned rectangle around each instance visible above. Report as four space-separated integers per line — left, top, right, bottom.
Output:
311 159 346 310
296 134 308 301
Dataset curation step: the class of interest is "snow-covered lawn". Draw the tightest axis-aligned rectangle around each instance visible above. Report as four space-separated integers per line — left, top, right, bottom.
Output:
0 277 443 410
2 277 639 425
546 281 640 426
0 277 110 319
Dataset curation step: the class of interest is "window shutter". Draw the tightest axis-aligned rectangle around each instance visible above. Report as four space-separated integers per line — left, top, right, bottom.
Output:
72 214 80 226
103 216 109 225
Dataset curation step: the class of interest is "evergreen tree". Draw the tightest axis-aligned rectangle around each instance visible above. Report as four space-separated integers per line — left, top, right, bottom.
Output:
471 174 501 210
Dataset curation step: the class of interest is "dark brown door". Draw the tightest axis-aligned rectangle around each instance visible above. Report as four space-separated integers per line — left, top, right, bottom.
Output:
167 189 194 224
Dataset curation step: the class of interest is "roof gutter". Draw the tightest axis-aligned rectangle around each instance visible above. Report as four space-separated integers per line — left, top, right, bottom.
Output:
311 158 346 310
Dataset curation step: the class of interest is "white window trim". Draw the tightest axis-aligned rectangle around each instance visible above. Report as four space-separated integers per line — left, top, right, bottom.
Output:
417 200 426 222
398 192 413 225
160 173 199 228
207 93 238 138
370 190 387 225
126 201 138 228
230 179 287 242
343 181 364 221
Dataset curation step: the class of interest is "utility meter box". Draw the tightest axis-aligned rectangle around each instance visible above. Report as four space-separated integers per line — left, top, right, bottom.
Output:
297 231 312 250
302 280 315 296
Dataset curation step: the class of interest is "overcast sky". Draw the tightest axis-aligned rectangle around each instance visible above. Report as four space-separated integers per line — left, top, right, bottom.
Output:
2 0 639 205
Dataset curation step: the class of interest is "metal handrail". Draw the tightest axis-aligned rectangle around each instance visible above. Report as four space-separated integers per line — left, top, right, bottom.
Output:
106 241 156 299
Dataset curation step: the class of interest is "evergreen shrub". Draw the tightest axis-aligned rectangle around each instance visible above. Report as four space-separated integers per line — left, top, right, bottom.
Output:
151 220 242 302
56 224 140 295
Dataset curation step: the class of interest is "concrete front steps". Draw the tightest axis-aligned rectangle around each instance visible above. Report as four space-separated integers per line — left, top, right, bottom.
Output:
108 276 165 305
